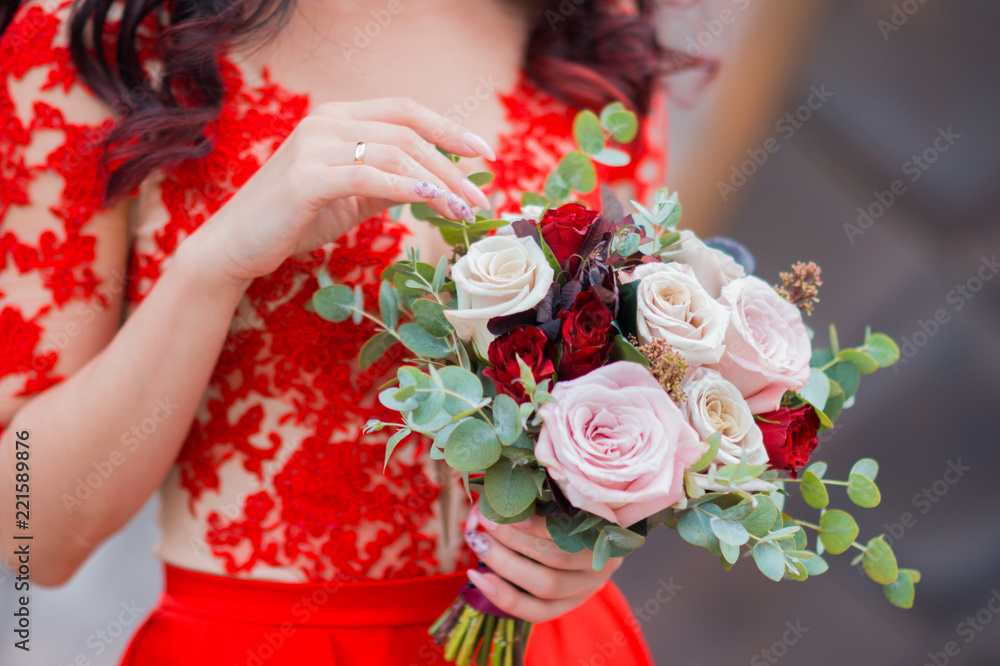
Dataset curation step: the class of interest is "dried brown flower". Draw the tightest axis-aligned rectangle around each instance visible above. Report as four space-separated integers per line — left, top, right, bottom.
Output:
631 336 689 403
775 261 823 316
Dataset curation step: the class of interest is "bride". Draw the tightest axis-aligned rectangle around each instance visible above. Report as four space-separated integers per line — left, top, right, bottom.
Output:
0 0 691 663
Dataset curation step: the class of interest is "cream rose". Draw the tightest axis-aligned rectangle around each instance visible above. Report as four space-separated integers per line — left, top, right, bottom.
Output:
709 276 812 413
629 262 730 366
535 362 706 527
680 367 767 467
660 230 745 298
444 235 554 357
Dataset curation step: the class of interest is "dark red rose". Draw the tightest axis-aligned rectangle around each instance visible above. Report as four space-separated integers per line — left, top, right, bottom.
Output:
758 406 821 478
484 326 555 402
538 203 600 267
558 289 615 380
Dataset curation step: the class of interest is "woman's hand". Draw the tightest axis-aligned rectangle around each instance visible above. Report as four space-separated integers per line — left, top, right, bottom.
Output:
187 96 495 286
463 503 622 624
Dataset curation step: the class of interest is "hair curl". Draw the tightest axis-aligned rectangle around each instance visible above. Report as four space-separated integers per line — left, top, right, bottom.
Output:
0 0 703 205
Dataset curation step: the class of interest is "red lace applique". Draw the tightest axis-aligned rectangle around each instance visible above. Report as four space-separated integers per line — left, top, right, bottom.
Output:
0 2 112 401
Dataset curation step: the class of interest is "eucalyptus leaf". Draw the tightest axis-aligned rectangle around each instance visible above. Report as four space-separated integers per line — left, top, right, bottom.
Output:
720 541 741 565
677 505 722 556
691 432 722 474
432 255 448 293
800 470 830 509
818 509 859 555
591 147 631 167
412 299 453 338
573 109 605 155
603 525 646 550
883 569 915 609
851 458 879 481
445 419 503 471
467 171 495 186
611 334 652 368
359 331 397 370
848 473 882 508
801 553 829 576
546 514 586 553
839 349 880 375
492 394 523 446
710 516 750 546
753 543 787 582
556 151 597 195
602 109 638 144
312 285 354 323
827 361 860 400
862 536 898 585
484 461 538 518
383 428 411 469
743 496 779 538
399 323 452 358
865 333 900 367
798 368 831 412
379 281 399 330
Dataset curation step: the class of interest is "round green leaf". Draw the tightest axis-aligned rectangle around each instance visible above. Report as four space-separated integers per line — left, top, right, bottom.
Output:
398 323 452 358
480 492 534 526
752 543 787 582
865 333 900 367
847 473 882 508
798 368 831 412
819 509 859 555
826 361 860 400
801 553 829 576
485 461 538 518
810 348 835 368
603 524 646 550
839 349 880 375
862 536 899 585
445 419 502 472
591 148 630 167
805 461 828 479
312 285 354 323
573 109 605 155
720 541 741 565
800 470 830 509
556 151 597 195
677 506 722 556
743 496 779 538
851 458 879 481
883 570 915 609
411 384 445 426
546 514 587 553
602 109 638 144
439 366 484 415
467 171 495 187
710 516 750 546
491 393 523 446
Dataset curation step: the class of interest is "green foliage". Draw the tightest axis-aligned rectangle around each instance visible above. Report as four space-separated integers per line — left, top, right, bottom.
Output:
800 470 830 509
573 110 605 155
491 394 523 446
884 569 920 609
818 510 859 555
412 298 453 338
359 331 396 370
312 284 354 323
399 323 452 358
847 473 881 508
484 460 538 518
445 419 502 472
610 334 653 368
862 536 898 585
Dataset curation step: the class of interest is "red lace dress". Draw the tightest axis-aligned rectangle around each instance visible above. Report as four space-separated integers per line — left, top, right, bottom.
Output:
1 3 667 664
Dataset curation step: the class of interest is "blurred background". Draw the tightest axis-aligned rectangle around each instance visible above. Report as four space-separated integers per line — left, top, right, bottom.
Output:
2 0 998 664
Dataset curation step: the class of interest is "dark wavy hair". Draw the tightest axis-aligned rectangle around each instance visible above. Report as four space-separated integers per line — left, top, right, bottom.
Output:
0 0 703 205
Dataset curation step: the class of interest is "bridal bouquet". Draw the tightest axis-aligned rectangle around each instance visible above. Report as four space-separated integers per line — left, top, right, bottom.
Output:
309 104 919 666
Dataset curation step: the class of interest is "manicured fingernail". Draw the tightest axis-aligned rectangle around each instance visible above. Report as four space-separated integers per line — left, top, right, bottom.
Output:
467 569 500 596
465 529 490 556
460 179 491 211
463 131 496 161
414 180 446 199
447 193 476 223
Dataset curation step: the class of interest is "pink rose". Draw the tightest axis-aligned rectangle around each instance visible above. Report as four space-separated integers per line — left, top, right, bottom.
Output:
535 362 705 527
709 276 811 413
660 230 745 298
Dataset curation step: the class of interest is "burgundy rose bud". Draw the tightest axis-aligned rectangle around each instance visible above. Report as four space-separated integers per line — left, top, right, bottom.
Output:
757 405 821 478
557 289 615 380
483 326 555 403
539 203 601 267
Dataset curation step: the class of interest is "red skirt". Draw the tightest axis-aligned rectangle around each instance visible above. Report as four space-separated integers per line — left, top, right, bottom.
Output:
120 564 653 665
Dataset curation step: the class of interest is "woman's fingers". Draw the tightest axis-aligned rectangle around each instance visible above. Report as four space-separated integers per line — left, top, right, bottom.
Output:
475 511 594 571
332 121 492 210
329 96 497 161
466 569 592 625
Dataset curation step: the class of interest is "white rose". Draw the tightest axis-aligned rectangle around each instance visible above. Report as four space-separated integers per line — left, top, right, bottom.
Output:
660 230 745 298
708 276 812 413
444 235 554 357
681 367 767 466
681 367 776 493
630 262 730 365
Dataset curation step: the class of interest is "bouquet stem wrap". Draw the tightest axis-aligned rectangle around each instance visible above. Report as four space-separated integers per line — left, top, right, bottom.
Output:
430 566 530 666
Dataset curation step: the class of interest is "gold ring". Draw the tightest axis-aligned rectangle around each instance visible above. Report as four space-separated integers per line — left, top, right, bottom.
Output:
354 141 366 165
